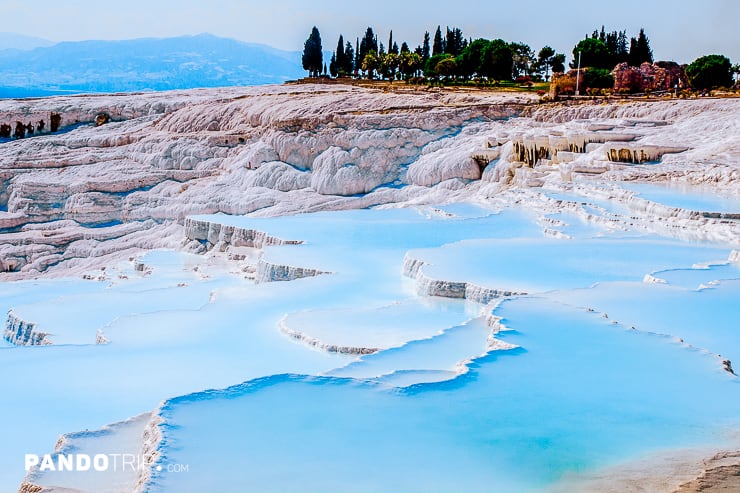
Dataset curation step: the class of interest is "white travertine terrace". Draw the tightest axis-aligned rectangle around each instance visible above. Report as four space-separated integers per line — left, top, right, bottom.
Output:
1 86 739 280
2 86 740 493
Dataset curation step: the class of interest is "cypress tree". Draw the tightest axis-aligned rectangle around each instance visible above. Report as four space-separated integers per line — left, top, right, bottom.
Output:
628 37 638 65
400 41 410 54
422 31 431 64
637 28 653 64
344 41 355 75
628 28 653 66
355 38 360 73
335 35 345 75
301 26 323 77
616 31 629 63
432 26 444 56
605 30 618 66
444 27 464 56
389 31 399 55
329 53 338 78
360 27 377 66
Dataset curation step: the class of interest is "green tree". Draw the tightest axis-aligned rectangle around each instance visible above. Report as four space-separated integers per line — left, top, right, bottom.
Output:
628 28 653 66
445 27 465 56
432 26 445 56
536 45 555 80
355 38 360 74
571 37 610 69
434 54 457 80
481 39 513 81
301 26 323 77
359 27 377 67
424 52 447 78
604 29 629 66
510 42 534 78
343 41 355 75
686 54 734 90
399 51 422 79
616 31 629 62
551 53 566 73
583 67 614 89
421 31 431 65
329 52 338 78
457 38 488 79
334 35 346 76
362 50 379 79
380 52 399 81
387 31 399 55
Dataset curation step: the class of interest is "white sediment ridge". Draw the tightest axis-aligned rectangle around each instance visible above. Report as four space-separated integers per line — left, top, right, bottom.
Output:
402 251 527 302
4 310 50 345
1 85 739 493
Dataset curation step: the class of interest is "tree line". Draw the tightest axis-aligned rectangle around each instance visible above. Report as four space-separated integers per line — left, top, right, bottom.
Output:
569 26 737 91
303 24 739 90
302 25 566 83
570 26 653 70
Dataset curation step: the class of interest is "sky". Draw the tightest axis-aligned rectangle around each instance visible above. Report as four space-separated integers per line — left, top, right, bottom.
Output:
2 0 739 65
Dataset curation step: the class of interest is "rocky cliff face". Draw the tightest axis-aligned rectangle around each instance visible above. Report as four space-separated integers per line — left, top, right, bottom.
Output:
612 61 688 93
550 61 688 96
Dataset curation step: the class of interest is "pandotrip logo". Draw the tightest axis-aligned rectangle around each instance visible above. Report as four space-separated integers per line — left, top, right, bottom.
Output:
24 454 189 474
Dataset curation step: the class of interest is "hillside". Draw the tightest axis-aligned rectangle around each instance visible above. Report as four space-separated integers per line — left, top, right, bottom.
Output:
0 33 304 94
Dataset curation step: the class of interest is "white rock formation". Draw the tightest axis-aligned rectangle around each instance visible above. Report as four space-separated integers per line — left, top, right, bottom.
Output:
255 257 329 283
4 87 740 493
20 412 156 493
4 310 50 345
402 252 526 303
0 85 533 278
2 87 739 279
183 216 301 251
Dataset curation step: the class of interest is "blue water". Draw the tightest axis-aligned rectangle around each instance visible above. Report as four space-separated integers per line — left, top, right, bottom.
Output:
151 208 738 492
622 182 740 213
154 297 740 493
0 87 90 99
1 205 738 492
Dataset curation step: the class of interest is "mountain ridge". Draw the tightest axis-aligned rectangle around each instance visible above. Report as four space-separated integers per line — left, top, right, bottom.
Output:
0 33 306 95
0 32 54 51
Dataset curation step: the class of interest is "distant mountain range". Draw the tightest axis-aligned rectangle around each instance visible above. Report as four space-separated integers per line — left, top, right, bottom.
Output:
0 33 307 96
0 32 54 51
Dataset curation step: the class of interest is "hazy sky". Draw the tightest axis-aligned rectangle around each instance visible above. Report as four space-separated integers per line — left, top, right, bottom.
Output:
3 0 739 64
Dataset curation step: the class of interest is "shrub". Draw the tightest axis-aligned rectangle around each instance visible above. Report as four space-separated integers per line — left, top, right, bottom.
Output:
583 68 614 89
686 54 733 90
